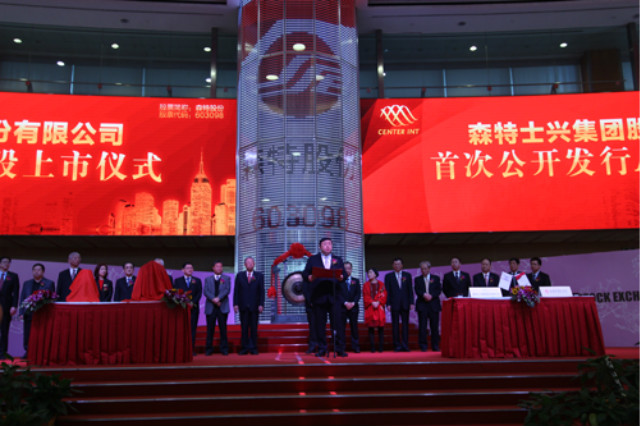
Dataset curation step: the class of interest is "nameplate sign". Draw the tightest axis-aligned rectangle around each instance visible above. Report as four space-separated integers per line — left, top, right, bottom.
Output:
540 286 573 297
469 287 504 299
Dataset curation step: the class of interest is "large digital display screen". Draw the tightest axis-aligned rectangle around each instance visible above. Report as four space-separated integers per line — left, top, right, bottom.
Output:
0 93 236 235
361 92 639 233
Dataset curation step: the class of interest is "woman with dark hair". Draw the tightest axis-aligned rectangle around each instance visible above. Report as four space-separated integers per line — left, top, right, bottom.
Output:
94 263 113 302
363 267 387 353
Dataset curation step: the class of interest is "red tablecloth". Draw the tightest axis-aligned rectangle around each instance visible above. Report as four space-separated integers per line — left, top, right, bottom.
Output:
441 297 605 358
28 301 193 365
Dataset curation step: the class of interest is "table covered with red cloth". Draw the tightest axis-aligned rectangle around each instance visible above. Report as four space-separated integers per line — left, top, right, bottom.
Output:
441 297 605 358
27 301 193 365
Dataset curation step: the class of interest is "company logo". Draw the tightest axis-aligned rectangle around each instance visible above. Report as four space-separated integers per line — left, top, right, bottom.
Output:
380 105 418 127
258 31 342 117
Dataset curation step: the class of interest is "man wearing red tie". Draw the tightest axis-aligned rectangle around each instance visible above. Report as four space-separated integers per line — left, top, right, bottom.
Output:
302 237 347 358
233 257 265 355
472 258 500 288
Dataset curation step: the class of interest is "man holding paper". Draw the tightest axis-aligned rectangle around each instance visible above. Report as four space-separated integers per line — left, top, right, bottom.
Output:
302 237 347 357
527 257 551 292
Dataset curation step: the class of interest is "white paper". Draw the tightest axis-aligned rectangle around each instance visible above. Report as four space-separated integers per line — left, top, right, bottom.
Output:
469 287 504 299
540 286 573 297
498 272 512 291
516 273 532 287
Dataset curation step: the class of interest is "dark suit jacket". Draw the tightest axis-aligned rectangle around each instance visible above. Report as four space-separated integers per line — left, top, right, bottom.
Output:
340 276 361 308
114 276 136 302
96 278 113 302
384 271 414 311
19 278 55 316
472 272 500 288
527 271 551 292
414 274 442 313
0 271 20 311
302 253 346 305
442 271 471 298
234 270 265 312
57 268 81 302
174 276 203 312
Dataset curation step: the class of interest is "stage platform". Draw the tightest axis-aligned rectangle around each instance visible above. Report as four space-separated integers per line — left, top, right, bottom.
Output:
7 345 635 426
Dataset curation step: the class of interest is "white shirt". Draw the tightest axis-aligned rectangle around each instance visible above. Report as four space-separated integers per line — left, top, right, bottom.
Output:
322 254 331 269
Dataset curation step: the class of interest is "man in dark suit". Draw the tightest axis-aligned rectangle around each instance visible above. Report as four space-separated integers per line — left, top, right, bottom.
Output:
302 237 347 357
174 262 203 356
0 256 19 358
114 261 136 302
527 257 552 292
233 256 265 355
340 261 361 353
56 251 82 301
204 260 231 356
442 256 471 298
506 257 523 296
472 257 500 288
303 279 318 354
414 260 442 352
384 257 414 352
19 263 55 357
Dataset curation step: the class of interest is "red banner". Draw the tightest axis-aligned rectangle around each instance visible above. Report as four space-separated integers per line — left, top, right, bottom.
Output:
0 93 236 235
361 92 639 233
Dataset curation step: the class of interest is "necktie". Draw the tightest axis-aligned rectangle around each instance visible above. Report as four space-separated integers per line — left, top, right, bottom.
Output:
485 274 489 286
0 272 5 285
397 273 402 289
248 272 252 281
186 278 190 288
455 272 459 280
127 277 131 285
72 269 77 280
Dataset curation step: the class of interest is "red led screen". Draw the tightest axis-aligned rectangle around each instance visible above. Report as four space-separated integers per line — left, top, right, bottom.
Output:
0 93 236 236
361 92 639 233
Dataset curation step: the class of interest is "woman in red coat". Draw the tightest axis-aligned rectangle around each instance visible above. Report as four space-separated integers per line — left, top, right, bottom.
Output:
363 267 387 353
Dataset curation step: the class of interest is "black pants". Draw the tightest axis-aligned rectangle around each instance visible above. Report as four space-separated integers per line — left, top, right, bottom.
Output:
190 308 199 350
313 300 345 353
342 305 360 351
391 308 410 350
206 307 228 353
239 309 259 351
418 309 440 350
23 315 33 352
0 313 11 355
306 303 318 351
368 326 384 352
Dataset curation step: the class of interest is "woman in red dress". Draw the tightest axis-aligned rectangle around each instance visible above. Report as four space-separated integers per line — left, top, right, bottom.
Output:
363 267 387 353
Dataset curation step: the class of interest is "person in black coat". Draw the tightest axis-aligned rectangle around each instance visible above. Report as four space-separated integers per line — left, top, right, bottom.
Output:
94 263 113 302
174 262 203 356
56 251 82 301
302 237 347 357
527 257 552 292
114 262 137 302
384 257 414 352
233 257 265 355
414 260 442 352
442 256 471 298
472 257 500 288
340 261 361 353
19 263 55 356
0 256 19 358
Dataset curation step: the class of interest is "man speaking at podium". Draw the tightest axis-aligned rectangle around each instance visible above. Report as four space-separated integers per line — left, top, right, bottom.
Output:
302 238 347 357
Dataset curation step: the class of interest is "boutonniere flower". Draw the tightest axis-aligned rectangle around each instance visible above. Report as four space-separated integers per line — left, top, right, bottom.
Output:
460 275 465 280
489 279 494 283
250 276 256 282
429 279 434 283
332 259 337 265
402 276 406 282
535 277 540 282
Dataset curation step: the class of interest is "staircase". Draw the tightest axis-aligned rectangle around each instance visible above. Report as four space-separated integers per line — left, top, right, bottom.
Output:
27 324 621 426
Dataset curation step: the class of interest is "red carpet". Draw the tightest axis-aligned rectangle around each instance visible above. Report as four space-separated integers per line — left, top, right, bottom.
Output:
10 324 637 426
